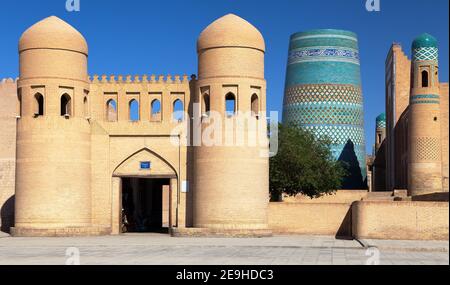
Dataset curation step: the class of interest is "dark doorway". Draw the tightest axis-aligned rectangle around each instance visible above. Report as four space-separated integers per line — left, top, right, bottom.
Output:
121 177 170 233
1 195 15 234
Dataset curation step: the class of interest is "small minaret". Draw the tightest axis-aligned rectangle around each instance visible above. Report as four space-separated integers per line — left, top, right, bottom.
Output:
408 33 442 196
375 113 386 153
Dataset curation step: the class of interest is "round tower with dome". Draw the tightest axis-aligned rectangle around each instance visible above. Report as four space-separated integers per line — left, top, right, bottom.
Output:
407 33 443 196
13 16 94 236
192 14 270 235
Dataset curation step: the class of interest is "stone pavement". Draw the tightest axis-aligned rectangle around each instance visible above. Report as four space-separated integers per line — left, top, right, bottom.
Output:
0 233 448 265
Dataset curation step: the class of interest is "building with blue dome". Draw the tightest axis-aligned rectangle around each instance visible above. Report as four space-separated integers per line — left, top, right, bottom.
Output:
381 33 448 195
407 33 443 196
369 113 387 191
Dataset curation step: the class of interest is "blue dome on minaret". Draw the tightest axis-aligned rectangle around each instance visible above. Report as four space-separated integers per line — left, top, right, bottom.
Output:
412 33 438 62
412 33 438 49
376 113 386 129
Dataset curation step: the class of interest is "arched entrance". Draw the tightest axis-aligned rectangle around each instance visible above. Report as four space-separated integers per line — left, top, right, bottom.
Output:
111 148 178 234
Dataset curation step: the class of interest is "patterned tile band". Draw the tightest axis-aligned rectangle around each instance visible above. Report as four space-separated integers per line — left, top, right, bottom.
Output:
283 30 366 188
413 47 438 61
285 62 361 86
288 46 360 65
301 125 365 146
284 84 364 126
376 120 386 129
376 113 386 129
284 104 364 126
411 100 440 105
410 94 440 100
291 34 358 42
284 84 363 105
410 94 440 105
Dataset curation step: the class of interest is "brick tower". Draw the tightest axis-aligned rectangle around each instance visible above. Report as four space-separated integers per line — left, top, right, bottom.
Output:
13 16 92 236
408 33 443 196
192 14 270 235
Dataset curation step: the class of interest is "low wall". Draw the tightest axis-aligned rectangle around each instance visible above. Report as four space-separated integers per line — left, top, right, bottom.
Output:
282 190 368 204
412 192 449 202
352 201 449 240
268 202 352 237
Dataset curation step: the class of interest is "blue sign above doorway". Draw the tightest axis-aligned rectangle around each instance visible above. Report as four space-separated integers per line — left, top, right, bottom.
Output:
140 161 151 170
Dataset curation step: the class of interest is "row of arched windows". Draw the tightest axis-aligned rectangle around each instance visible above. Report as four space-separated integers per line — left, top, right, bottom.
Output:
33 93 89 118
202 92 259 117
105 98 184 122
32 92 259 120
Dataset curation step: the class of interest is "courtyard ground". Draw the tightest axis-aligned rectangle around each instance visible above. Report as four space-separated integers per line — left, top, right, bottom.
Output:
0 232 448 265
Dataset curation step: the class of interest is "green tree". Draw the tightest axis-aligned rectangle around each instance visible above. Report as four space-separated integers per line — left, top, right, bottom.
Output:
270 123 346 200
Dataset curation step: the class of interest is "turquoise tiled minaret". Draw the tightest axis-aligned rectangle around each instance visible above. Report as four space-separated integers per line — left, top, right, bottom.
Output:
282 29 367 189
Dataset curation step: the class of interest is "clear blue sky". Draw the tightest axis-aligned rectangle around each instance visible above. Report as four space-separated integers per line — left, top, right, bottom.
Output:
1 0 448 153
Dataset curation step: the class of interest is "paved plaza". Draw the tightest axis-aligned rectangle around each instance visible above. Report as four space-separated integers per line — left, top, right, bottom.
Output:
0 233 448 265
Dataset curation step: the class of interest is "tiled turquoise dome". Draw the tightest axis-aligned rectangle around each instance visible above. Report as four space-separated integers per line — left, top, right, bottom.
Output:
376 113 386 129
412 33 438 61
412 33 438 49
376 113 386 122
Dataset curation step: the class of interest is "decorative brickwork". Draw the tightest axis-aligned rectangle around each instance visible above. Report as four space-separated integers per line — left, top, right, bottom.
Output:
414 137 440 162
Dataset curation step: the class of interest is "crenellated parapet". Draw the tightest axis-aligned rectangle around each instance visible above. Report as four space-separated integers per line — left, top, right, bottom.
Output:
0 78 19 85
0 78 18 98
89 74 191 84
0 78 19 118
88 74 194 123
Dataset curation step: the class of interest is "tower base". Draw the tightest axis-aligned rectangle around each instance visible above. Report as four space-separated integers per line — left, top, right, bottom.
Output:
10 226 111 237
170 227 272 238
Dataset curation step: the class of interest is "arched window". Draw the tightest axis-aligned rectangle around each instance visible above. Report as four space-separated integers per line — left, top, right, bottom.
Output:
421 70 429 88
129 99 139 121
377 134 382 144
106 99 117 122
251 94 259 117
83 96 89 118
203 94 210 115
34 93 44 116
151 99 161 121
16 89 22 117
173 99 184 122
60 94 72 116
225 93 236 117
